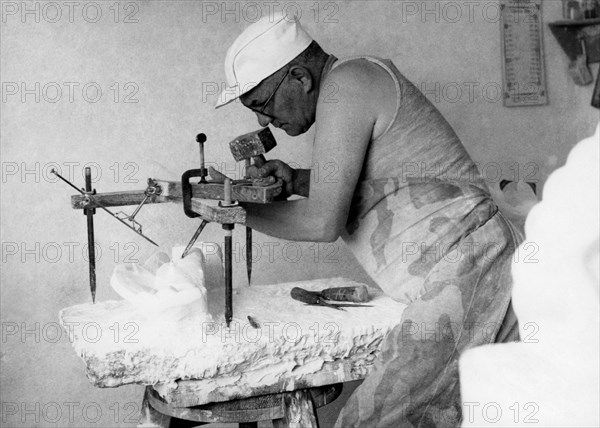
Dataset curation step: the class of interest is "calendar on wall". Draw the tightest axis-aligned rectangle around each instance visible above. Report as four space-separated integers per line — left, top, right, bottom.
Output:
500 0 548 107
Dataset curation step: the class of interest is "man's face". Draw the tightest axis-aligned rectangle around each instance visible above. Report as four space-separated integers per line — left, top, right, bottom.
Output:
240 67 315 136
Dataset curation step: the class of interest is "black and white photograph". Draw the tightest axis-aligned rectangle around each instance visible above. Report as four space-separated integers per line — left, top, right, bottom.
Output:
1 1 599 427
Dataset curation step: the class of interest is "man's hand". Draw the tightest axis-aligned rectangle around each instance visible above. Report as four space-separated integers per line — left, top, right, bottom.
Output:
247 157 295 198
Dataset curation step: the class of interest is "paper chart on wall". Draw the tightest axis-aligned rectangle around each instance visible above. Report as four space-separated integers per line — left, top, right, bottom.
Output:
500 0 548 107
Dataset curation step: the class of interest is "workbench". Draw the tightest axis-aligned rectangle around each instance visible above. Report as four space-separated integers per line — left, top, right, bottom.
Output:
59 277 407 426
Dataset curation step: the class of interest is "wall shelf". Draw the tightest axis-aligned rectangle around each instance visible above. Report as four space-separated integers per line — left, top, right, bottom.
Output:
548 18 600 62
549 17 600 27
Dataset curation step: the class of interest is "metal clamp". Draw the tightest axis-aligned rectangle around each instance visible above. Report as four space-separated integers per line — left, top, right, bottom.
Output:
181 168 204 218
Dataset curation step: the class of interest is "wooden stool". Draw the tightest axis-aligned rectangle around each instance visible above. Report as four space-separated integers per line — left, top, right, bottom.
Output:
139 383 343 427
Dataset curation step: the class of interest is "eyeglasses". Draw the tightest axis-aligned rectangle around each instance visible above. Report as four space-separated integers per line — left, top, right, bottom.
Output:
250 68 289 119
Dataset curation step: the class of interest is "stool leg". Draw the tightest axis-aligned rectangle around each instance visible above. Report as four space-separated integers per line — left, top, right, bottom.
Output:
273 390 319 428
138 386 172 428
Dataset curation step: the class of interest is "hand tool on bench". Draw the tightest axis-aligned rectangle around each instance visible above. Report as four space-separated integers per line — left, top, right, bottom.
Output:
228 127 277 285
290 285 373 311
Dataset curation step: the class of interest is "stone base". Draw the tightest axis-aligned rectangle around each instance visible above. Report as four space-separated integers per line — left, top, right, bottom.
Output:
59 277 406 404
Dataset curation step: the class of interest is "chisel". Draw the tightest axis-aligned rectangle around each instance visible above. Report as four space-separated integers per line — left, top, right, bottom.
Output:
222 178 234 327
290 285 372 310
84 167 97 303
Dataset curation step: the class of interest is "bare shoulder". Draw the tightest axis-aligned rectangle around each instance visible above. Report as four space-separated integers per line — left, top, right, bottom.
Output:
319 58 397 134
324 58 396 96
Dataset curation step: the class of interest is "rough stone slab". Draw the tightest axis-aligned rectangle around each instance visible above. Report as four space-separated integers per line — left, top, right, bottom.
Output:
59 278 406 405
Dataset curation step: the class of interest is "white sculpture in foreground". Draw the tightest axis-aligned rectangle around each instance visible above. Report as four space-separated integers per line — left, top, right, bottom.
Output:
110 244 222 323
459 124 600 427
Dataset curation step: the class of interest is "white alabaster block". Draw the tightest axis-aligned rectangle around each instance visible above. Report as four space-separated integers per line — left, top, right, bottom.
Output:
59 277 406 404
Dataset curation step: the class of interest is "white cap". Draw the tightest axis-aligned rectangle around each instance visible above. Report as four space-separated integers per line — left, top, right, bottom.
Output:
215 12 313 108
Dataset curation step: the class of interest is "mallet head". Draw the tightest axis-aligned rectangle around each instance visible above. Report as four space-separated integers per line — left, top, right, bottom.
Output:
229 127 277 162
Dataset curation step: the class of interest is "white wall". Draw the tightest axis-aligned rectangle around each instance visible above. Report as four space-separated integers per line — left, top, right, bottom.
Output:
1 1 598 426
